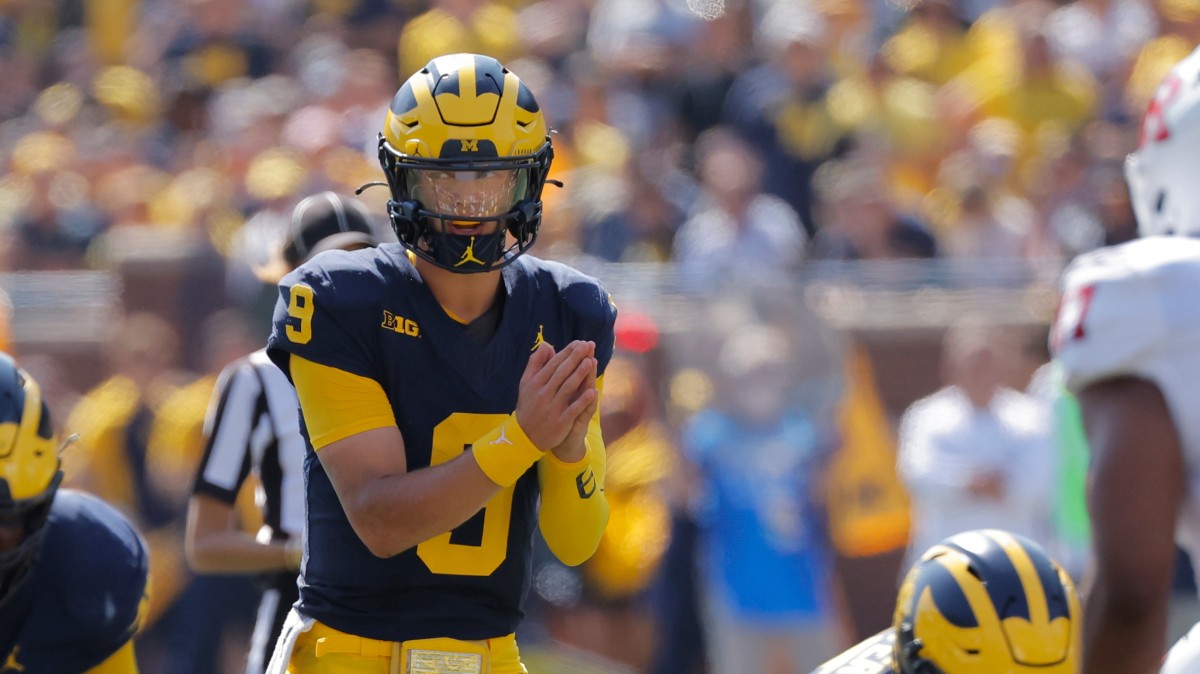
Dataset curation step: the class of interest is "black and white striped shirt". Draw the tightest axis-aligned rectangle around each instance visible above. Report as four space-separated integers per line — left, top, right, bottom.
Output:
193 349 305 544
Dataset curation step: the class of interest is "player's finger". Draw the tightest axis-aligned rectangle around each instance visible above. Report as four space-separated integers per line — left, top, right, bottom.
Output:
523 341 555 382
557 357 596 399
554 349 593 398
543 342 589 393
561 386 597 424
573 382 599 425
527 339 580 387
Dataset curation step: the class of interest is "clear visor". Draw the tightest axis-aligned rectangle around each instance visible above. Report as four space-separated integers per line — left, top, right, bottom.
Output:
407 168 528 219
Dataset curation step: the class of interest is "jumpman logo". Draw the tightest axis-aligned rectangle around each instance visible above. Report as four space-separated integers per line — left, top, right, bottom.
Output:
531 325 545 352
490 425 513 445
2 646 24 673
454 236 485 267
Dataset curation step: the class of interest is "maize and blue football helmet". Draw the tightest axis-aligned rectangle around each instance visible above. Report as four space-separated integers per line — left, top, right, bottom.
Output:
893 529 1081 674
0 352 61 609
378 53 554 273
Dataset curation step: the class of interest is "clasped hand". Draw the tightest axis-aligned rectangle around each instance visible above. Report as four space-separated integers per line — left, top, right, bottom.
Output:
515 340 598 462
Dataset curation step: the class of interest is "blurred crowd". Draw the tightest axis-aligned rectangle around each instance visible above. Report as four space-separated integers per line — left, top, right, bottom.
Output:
3 0 1196 279
2 0 1198 671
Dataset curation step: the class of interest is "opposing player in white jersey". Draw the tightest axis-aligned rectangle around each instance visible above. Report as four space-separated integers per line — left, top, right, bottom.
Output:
1053 45 1200 674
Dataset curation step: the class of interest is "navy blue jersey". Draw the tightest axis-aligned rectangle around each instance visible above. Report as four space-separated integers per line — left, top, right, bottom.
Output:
0 490 149 673
266 244 616 643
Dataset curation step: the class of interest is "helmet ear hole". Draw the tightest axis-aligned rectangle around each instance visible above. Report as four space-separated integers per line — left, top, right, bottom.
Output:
507 201 538 237
1156 190 1167 213
387 200 421 245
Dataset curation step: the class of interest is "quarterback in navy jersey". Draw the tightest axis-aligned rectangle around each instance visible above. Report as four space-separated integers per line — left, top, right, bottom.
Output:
266 53 614 674
811 530 1079 674
0 353 149 673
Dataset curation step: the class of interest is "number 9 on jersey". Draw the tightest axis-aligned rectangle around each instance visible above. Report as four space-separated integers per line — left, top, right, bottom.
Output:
287 284 315 345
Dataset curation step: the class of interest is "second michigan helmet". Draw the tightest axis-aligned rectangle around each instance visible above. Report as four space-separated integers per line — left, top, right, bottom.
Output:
893 529 1081 674
0 353 61 610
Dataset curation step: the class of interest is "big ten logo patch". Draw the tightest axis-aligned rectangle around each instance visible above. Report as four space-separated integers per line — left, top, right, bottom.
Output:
382 311 421 337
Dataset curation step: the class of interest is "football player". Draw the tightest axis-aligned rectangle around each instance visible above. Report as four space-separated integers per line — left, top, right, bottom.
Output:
1053 45 1200 674
265 53 614 674
811 529 1080 674
185 192 379 674
0 352 150 672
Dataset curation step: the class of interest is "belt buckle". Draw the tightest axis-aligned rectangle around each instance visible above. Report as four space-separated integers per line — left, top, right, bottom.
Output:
404 649 484 674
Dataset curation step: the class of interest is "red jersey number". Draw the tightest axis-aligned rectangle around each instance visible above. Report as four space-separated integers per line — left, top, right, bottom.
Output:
1053 284 1097 354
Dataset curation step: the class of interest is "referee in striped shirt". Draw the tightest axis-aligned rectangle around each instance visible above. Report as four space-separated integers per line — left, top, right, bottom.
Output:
185 192 379 674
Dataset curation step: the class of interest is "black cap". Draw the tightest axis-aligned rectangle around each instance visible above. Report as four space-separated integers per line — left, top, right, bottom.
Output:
282 192 379 267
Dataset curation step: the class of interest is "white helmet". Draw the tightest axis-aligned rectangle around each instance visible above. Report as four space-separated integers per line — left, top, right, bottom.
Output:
1126 45 1200 238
